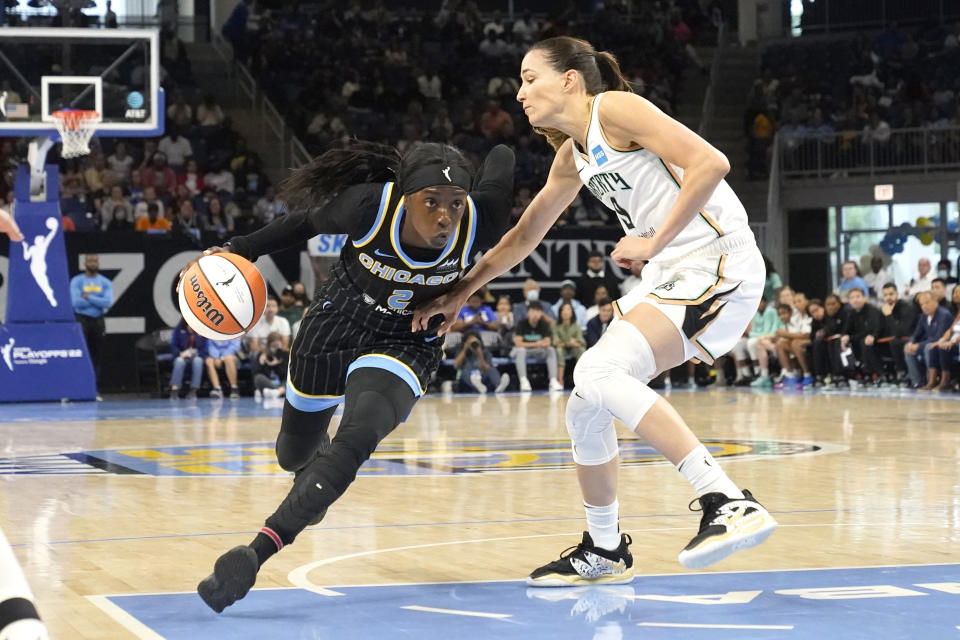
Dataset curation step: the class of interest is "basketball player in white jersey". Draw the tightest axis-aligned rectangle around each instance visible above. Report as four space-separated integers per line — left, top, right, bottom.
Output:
0 207 50 639
414 36 776 586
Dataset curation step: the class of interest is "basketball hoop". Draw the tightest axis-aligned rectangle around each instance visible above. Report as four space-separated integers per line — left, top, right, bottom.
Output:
51 109 100 158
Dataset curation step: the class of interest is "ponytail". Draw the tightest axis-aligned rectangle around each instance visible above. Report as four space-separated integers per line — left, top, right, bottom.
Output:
277 140 400 212
594 50 631 93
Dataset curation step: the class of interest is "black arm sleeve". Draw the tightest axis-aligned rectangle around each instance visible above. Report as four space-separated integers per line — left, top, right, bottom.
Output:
470 144 516 251
227 183 382 261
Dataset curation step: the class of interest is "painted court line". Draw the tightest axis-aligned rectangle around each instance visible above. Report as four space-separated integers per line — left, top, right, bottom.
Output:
86 595 165 640
638 622 794 630
402 605 511 619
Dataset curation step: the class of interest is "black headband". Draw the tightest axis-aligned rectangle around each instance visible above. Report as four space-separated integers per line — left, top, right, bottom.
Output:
400 163 472 195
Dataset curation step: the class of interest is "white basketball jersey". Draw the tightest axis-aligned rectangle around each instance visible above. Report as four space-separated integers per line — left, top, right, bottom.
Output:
572 93 750 262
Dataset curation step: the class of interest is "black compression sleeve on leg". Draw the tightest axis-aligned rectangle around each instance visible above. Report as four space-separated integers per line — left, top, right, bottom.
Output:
275 400 336 472
254 368 417 560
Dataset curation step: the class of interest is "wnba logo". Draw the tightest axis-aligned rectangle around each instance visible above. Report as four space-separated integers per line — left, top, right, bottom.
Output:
189 274 225 326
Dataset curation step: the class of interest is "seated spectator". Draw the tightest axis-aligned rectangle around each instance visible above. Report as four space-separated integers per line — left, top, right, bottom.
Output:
550 280 587 329
479 99 514 141
197 94 226 128
205 337 242 398
247 296 291 353
142 152 177 195
879 282 917 384
205 163 236 195
277 285 304 328
937 258 958 287
585 298 614 348
585 285 611 322
931 278 950 310
135 201 172 232
494 295 515 347
512 301 562 392
253 331 289 400
107 142 135 184
134 186 161 219
836 260 869 301
167 93 194 129
904 258 934 297
576 250 621 306
863 255 892 300
452 330 510 393
99 185 135 231
774 293 813 387
553 301 586 388
169 320 208 399
83 154 113 198
513 279 556 323
451 291 499 334
739 297 783 388
158 129 193 172
128 170 145 204
172 200 201 242
620 260 645 295
178 158 206 196
291 281 311 306
904 292 953 389
931 309 960 391
840 288 884 384
253 186 284 225
203 197 234 239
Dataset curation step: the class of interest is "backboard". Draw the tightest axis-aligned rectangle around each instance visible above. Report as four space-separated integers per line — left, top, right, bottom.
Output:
0 27 163 140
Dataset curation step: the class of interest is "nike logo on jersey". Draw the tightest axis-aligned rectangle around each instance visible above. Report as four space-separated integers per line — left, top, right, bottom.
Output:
374 249 395 258
442 166 451 181
424 335 439 343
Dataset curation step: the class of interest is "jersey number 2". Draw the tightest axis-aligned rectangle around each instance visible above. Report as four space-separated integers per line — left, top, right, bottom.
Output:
388 289 413 310
610 197 635 231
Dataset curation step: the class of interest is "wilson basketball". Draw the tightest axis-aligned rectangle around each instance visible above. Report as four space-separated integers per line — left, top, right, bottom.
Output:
177 253 267 340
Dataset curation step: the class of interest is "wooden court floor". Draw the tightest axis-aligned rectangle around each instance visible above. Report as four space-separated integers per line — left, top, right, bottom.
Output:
1 388 958 639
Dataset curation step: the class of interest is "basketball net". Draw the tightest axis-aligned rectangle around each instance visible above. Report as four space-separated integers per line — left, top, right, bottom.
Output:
51 109 101 159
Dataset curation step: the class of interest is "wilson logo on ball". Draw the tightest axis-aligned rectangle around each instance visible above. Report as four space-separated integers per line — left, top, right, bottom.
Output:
189 274 226 326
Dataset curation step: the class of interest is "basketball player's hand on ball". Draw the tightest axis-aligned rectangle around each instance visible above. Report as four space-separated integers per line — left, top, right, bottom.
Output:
178 245 230 279
611 236 656 266
0 207 24 242
411 290 467 337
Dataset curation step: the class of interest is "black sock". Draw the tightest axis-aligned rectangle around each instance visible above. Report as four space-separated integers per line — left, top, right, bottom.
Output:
250 530 281 567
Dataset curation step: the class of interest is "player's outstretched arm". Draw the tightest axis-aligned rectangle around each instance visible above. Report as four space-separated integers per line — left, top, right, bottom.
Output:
412 142 582 335
0 207 23 242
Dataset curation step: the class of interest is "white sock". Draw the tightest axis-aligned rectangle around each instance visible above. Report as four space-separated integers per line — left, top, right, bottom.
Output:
677 445 743 499
584 500 621 551
736 365 749 378
760 367 769 377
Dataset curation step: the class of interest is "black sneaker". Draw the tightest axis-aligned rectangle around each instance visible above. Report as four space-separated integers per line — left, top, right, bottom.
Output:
294 431 331 526
197 546 259 613
527 532 634 587
678 489 777 569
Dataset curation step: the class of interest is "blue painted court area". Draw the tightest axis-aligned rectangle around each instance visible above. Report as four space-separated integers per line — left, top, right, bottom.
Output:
105 564 960 639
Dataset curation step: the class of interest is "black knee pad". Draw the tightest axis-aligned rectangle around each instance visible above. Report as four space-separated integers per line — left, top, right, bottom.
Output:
275 401 335 472
309 368 417 493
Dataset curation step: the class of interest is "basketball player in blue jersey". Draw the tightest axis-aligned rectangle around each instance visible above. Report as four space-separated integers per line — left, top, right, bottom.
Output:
415 37 777 586
196 142 514 612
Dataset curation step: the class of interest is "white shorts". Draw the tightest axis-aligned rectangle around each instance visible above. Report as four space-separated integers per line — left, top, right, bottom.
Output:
612 228 763 365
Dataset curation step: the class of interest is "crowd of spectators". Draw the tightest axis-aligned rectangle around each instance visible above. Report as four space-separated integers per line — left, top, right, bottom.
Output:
745 22 960 178
716 256 960 392
226 0 714 216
